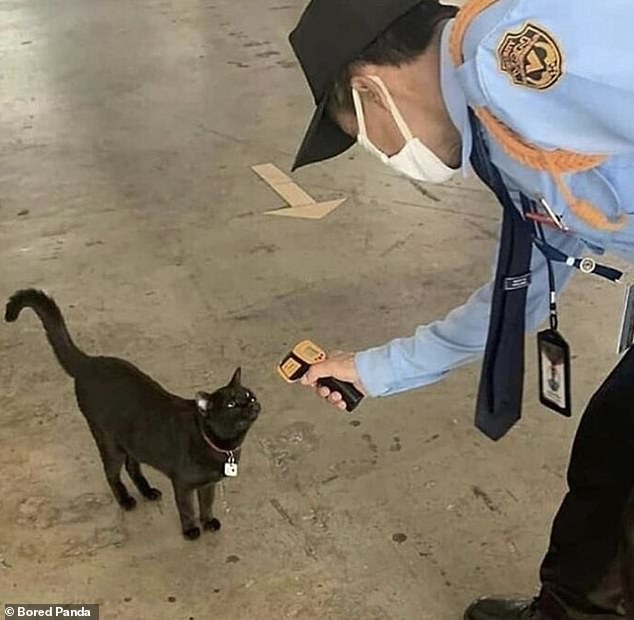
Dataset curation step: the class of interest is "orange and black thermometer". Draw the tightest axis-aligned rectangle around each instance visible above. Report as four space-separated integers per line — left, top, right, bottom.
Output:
278 340 365 413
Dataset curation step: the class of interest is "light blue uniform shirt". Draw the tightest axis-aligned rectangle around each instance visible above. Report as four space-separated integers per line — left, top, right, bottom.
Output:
355 0 634 397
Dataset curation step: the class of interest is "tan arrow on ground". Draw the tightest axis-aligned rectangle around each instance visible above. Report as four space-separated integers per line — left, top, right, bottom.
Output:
252 163 346 219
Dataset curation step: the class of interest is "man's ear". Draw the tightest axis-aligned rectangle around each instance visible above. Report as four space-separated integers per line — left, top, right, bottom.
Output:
229 367 242 387
350 74 391 113
196 392 210 415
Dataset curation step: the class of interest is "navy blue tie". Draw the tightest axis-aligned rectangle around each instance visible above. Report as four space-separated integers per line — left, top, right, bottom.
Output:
468 111 535 440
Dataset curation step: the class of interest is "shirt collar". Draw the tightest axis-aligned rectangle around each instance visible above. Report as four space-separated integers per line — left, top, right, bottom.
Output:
439 19 472 176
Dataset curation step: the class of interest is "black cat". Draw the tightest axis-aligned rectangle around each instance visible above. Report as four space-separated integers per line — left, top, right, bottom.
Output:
5 289 261 540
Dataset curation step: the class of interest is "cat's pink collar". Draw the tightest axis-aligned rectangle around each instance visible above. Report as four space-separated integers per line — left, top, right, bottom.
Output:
200 430 240 456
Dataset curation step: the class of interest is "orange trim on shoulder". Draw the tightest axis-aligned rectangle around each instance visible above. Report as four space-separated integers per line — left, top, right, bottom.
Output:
449 0 498 66
448 0 625 231
472 107 603 175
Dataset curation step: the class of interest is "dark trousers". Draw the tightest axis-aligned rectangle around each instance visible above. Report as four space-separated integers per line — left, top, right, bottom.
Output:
538 347 634 616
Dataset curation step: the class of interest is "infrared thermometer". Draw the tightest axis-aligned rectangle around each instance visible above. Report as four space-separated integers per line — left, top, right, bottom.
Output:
277 340 365 412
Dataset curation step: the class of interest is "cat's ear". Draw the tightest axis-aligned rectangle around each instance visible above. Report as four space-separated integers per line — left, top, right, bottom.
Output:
196 392 210 415
229 367 242 387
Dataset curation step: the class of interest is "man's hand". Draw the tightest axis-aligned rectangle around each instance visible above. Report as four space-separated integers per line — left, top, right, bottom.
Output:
300 351 367 410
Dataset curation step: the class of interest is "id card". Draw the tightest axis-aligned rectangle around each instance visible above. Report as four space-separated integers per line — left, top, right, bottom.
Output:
537 329 571 417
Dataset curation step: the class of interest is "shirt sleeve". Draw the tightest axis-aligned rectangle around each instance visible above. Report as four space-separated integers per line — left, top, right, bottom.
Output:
468 0 634 155
355 224 585 398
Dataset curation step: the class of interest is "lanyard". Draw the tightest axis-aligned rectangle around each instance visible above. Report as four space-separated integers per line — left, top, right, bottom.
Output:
520 196 560 330
520 195 576 416
519 195 623 285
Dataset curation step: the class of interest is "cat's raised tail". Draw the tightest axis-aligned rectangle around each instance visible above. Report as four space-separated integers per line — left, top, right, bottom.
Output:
5 288 88 377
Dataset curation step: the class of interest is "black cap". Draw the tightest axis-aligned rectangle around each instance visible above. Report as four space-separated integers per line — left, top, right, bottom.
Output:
289 0 429 170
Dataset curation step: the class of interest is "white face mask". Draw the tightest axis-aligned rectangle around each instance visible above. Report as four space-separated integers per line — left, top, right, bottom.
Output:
351 75 457 184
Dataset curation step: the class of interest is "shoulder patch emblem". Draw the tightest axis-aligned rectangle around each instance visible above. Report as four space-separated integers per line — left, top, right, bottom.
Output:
497 23 563 90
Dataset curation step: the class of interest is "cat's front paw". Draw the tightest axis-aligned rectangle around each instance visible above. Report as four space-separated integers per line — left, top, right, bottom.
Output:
120 496 137 511
144 488 162 501
183 526 201 540
203 518 221 532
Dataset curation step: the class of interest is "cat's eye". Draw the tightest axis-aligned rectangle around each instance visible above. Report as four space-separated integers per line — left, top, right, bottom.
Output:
227 401 236 408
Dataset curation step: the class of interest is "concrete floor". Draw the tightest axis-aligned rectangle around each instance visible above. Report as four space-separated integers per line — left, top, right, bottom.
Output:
0 0 628 618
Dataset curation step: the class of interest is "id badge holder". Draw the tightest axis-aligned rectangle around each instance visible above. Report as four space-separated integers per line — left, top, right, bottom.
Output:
526 198 573 418
537 327 572 417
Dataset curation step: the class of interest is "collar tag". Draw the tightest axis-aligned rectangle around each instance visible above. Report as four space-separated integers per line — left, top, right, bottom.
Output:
224 453 238 478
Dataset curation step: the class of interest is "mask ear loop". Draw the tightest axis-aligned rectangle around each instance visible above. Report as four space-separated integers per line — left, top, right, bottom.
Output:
367 75 414 142
351 88 369 139
352 87 390 163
